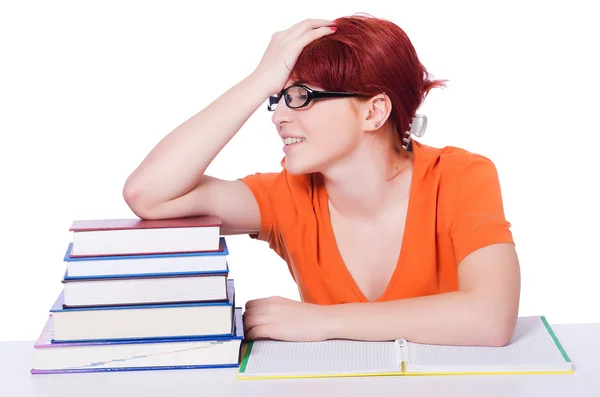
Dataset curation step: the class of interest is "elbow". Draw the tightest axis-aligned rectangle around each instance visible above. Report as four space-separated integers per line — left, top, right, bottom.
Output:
122 179 137 207
484 325 514 347
122 179 141 211
122 180 155 220
480 313 518 347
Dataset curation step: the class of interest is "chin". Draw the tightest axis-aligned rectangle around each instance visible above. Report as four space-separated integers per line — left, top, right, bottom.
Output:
283 155 323 175
283 160 313 175
283 142 350 176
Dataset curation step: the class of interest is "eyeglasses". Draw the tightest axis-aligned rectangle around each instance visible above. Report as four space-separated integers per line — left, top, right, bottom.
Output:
267 84 366 111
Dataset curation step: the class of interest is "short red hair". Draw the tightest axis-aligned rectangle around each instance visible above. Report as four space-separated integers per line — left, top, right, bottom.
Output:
291 13 447 151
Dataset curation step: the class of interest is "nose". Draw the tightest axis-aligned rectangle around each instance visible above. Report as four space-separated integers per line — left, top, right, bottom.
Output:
271 97 294 127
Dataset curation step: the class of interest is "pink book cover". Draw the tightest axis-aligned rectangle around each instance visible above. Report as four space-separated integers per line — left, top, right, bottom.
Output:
69 215 222 232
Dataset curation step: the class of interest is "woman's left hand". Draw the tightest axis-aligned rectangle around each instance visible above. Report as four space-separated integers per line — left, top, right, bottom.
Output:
243 296 333 341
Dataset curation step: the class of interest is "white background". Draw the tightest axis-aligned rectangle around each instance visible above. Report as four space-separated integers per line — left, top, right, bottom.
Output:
1 1 598 341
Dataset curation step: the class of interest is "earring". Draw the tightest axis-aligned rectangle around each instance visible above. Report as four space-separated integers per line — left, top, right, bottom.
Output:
375 123 380 128
401 133 411 151
401 114 428 151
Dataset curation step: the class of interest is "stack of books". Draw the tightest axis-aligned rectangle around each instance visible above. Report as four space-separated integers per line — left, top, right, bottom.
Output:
30 216 244 374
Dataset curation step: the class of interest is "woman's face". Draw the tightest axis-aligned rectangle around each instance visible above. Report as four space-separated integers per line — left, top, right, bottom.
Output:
271 80 366 175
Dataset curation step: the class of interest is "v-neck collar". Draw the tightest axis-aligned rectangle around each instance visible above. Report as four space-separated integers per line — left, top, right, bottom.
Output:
319 143 421 303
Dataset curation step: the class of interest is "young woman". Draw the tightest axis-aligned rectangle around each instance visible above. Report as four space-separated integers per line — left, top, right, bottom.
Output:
123 15 520 346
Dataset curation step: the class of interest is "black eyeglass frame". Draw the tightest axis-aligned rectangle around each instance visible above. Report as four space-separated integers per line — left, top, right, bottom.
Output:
267 84 367 111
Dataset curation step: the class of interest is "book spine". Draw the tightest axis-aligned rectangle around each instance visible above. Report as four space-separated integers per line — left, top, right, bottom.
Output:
394 338 409 369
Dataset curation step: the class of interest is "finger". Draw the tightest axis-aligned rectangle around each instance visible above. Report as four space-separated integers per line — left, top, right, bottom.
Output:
242 308 276 328
287 18 336 38
245 298 267 310
243 309 270 329
294 18 336 31
245 324 272 340
242 307 267 321
298 25 337 47
245 296 283 310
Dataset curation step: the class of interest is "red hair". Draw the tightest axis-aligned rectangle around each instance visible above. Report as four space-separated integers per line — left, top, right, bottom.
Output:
290 13 447 151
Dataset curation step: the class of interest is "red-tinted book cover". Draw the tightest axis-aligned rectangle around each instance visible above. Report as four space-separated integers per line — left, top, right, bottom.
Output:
69 216 222 232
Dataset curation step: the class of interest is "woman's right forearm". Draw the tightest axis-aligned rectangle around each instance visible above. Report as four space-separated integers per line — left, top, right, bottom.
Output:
123 72 272 208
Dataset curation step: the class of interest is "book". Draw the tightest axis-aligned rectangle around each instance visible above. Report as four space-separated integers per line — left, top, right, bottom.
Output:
63 237 229 278
31 308 244 374
50 279 236 342
61 270 228 307
69 216 222 257
237 316 573 379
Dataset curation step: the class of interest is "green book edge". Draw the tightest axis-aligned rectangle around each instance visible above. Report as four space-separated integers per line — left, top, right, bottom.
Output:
540 315 571 363
239 340 254 373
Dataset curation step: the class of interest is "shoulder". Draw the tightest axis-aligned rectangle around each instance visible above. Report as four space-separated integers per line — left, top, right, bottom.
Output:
412 142 514 262
413 139 497 173
412 139 507 223
412 139 501 186
412 140 511 246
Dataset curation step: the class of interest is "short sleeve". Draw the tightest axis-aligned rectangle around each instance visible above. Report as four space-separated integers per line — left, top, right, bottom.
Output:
449 157 514 264
238 172 280 243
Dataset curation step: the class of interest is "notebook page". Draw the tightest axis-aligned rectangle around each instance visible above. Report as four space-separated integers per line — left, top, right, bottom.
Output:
241 339 399 376
405 316 571 372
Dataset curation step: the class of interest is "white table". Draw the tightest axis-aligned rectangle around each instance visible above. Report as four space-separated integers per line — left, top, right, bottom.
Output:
2 323 599 397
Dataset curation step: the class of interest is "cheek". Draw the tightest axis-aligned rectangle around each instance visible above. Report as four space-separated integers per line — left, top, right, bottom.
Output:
321 130 353 151
309 109 359 149
317 122 359 152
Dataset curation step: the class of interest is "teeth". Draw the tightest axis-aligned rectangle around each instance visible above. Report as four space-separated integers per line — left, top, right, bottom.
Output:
283 137 306 145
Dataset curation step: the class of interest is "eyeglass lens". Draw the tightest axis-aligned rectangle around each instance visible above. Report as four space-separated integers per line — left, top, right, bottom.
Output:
269 86 308 110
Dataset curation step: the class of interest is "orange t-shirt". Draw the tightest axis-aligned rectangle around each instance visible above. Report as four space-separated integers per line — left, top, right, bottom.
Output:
239 140 514 304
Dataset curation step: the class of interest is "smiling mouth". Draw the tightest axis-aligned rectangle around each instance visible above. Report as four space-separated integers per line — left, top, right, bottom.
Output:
282 137 306 145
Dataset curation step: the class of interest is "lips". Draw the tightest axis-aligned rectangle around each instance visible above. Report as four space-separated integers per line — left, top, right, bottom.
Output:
282 137 306 145
282 136 305 153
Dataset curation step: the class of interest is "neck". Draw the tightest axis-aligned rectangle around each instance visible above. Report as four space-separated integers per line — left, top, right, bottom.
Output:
321 133 413 220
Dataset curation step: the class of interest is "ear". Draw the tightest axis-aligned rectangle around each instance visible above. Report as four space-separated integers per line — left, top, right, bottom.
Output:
361 92 392 132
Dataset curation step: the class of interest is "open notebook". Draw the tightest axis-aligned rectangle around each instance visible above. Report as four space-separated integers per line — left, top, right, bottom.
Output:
238 316 573 379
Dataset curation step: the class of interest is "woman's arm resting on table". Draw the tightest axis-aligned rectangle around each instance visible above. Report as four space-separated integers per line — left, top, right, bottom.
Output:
325 242 521 346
